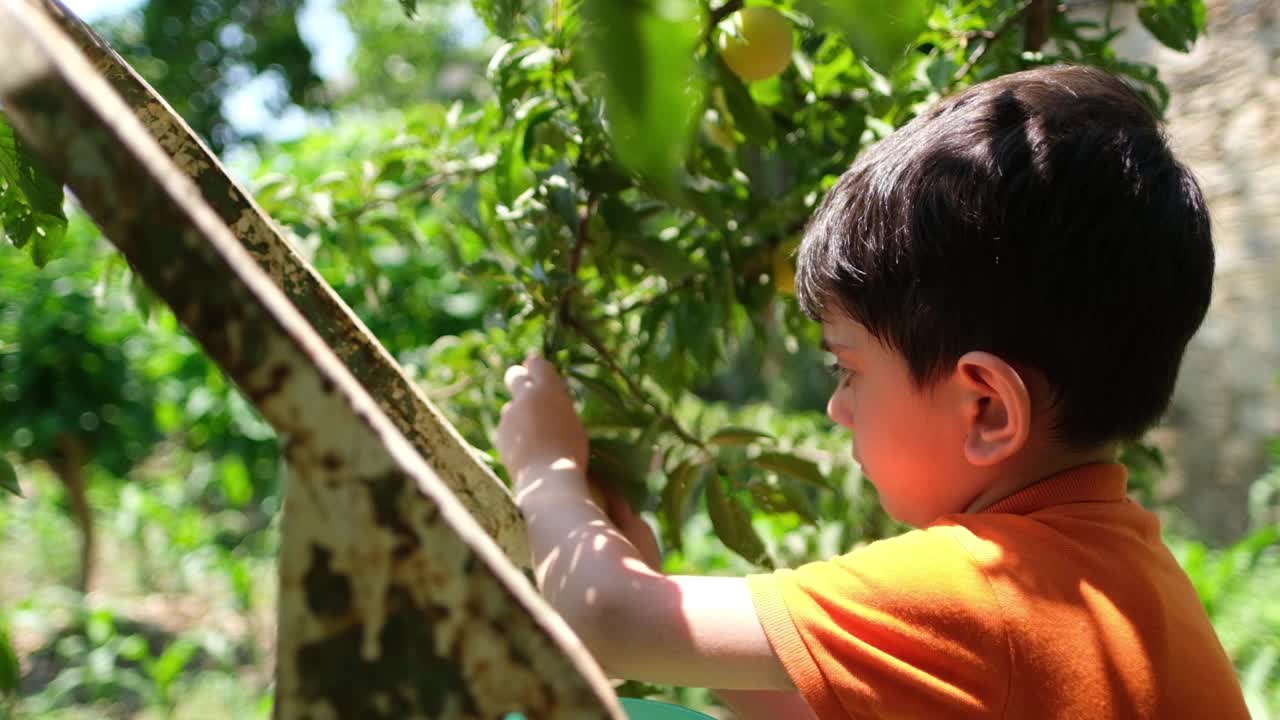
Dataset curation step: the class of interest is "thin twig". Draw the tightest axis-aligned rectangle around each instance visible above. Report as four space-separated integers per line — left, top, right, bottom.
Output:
709 0 744 35
614 275 700 316
569 193 597 276
335 157 496 220
563 312 706 451
948 0 1036 89
547 193 597 357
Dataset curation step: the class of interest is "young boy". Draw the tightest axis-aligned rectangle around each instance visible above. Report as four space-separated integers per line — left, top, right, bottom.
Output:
494 65 1250 719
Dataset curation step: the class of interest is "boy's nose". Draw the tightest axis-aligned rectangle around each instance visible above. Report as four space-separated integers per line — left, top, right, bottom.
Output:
827 393 853 428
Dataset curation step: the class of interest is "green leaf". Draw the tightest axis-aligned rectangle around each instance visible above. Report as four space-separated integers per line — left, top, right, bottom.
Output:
473 0 525 39
707 426 773 447
588 436 653 509
614 679 667 699
1137 0 1206 53
716 60 774 145
0 456 19 498
0 620 18 695
778 478 820 524
496 98 556 206
398 0 417 17
219 457 253 508
579 0 705 190
572 370 652 429
750 450 830 488
0 115 67 267
149 639 198 688
600 196 696 283
707 473 771 567
660 459 708 550
796 0 932 73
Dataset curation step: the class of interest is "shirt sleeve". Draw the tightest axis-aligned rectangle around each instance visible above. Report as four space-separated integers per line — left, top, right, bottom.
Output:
747 525 1010 720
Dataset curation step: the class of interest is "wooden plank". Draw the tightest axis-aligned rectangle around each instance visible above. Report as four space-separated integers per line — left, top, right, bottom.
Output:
0 2 620 717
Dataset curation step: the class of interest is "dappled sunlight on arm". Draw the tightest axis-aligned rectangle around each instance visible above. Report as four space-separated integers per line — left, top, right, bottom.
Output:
515 466 792 691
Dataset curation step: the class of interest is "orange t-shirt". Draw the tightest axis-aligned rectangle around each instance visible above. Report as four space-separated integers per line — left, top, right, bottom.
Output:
748 463 1248 719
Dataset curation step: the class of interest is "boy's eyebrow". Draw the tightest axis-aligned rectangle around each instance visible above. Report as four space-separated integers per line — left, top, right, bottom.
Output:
821 338 851 353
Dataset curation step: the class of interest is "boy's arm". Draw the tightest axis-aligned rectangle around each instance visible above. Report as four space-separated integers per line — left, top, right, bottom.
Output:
515 462 793 690
497 356 795 691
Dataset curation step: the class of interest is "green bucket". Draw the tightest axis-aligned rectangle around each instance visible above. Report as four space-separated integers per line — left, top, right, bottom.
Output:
504 698 715 719
619 698 716 719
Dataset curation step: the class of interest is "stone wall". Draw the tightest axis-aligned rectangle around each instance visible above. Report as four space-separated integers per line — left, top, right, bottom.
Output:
1103 0 1278 541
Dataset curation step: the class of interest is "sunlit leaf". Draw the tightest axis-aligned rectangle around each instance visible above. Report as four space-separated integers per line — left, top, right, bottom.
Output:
151 639 199 688
796 0 932 72
0 621 18 694
716 61 774 145
660 459 709 550
1137 0 1207 53
707 426 773 447
751 451 830 488
0 456 19 497
473 0 526 39
0 114 67 267
578 0 705 190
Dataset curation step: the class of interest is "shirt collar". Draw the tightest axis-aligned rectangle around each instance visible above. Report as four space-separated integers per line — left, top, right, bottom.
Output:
980 462 1129 515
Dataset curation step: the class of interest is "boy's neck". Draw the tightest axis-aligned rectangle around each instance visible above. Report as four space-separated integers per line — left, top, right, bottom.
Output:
962 442 1120 515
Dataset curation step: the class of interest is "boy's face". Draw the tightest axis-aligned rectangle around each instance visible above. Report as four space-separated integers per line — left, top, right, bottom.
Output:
823 315 986 527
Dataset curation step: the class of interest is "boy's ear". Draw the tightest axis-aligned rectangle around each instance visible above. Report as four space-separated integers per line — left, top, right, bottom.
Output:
953 351 1031 467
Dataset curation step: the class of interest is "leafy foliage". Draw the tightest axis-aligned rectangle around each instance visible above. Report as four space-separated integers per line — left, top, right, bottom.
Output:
0 117 66 268
1138 0 1208 53
0 0 1228 587
374 0 1197 566
0 224 159 478
0 618 16 697
338 0 495 109
0 458 18 499
797 0 932 72
94 0 325 149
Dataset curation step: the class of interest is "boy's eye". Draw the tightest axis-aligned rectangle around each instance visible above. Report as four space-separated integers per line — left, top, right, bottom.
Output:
827 361 853 382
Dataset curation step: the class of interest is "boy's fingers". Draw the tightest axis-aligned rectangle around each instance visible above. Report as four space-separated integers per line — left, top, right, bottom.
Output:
504 364 533 394
525 355 571 393
525 354 555 379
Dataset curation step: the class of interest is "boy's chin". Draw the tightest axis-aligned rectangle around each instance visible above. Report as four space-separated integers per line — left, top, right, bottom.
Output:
878 494 937 528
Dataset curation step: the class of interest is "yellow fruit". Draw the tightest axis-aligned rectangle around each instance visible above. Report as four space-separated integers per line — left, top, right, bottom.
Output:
718 6 794 83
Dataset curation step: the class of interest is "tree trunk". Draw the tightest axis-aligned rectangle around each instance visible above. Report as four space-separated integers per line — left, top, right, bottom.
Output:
50 434 92 593
1025 0 1052 52
0 4 622 717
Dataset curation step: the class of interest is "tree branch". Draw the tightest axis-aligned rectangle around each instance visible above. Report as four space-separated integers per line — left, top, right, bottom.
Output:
569 193 597 276
709 0 745 34
336 157 496 220
614 275 699 316
948 0 1036 90
563 312 705 451
1024 0 1052 52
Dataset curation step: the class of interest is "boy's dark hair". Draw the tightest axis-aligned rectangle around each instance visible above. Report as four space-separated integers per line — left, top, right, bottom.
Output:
796 64 1213 449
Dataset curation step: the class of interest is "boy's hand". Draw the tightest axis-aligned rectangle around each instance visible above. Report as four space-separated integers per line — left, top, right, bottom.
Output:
596 478 663 571
495 353 589 489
